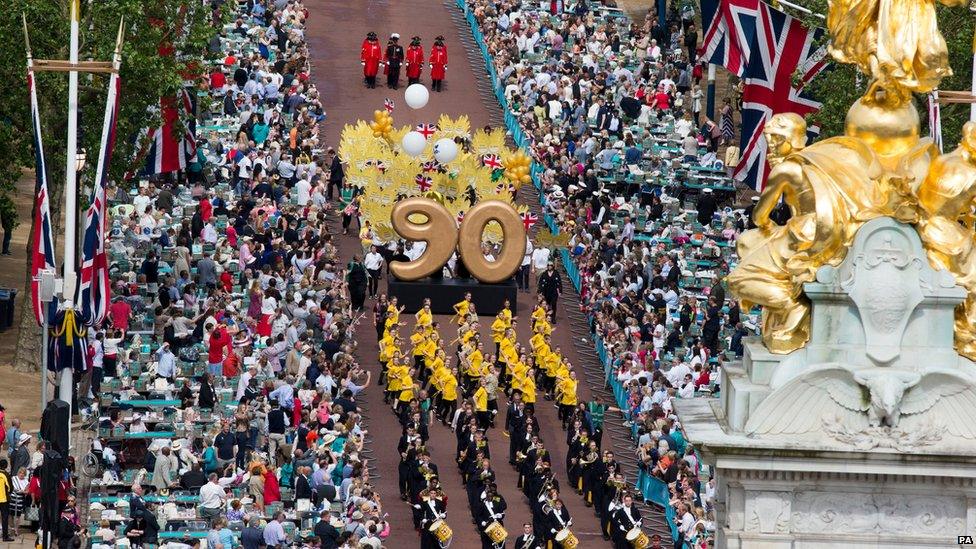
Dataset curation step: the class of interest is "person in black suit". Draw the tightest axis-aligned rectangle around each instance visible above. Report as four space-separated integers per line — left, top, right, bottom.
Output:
313 510 341 549
514 523 544 549
327 148 344 201
696 187 717 226
537 263 563 322
295 466 313 501
385 34 405 89
545 498 573 542
610 493 643 549
415 491 448 549
475 483 507 549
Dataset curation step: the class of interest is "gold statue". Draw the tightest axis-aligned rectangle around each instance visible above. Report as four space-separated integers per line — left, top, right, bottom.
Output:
827 0 967 96
916 121 976 358
730 113 881 352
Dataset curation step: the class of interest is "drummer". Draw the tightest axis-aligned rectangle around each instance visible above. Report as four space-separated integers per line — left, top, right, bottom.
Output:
476 482 508 549
417 486 449 549
611 492 644 549
545 498 573 547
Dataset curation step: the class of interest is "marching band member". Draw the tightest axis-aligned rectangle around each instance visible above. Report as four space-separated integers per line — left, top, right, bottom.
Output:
611 493 643 549
475 483 508 549
514 523 544 549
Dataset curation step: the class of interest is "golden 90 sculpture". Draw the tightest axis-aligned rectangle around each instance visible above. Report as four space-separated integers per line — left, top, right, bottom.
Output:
730 0 976 357
390 198 527 284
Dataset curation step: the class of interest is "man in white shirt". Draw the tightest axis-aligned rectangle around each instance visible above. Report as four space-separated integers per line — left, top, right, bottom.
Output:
237 367 257 400
363 247 384 298
156 343 177 380
531 246 551 273
294 177 312 206
199 474 227 520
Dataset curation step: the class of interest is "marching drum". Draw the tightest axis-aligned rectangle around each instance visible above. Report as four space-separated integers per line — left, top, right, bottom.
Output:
554 528 579 549
626 527 650 549
485 521 508 544
429 519 453 543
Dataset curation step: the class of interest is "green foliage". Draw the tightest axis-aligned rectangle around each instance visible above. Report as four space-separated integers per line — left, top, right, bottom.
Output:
792 1 974 149
0 0 229 226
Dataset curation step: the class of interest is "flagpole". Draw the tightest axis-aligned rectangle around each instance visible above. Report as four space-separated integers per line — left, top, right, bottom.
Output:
60 0 81 436
706 63 716 120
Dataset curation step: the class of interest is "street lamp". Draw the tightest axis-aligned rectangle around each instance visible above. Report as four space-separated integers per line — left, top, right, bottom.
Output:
74 148 87 173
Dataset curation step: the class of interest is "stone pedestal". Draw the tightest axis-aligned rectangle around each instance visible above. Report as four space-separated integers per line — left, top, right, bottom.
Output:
677 218 976 547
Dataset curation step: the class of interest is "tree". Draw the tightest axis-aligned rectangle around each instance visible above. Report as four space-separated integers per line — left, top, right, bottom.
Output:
0 0 226 371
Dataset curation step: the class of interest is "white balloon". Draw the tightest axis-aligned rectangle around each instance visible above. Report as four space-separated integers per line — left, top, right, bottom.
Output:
433 138 458 164
401 131 428 156
404 84 430 109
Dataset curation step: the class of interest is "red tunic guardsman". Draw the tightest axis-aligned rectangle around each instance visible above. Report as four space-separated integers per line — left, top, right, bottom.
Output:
362 32 382 89
405 36 424 85
429 35 448 92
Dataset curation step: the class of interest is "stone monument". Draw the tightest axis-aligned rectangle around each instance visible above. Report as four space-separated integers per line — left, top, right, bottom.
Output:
675 2 976 547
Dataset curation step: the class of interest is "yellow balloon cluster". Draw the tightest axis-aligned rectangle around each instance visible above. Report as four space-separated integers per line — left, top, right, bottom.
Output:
503 150 533 188
370 110 394 139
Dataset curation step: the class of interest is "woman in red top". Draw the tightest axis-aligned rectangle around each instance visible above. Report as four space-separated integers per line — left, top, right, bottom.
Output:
654 86 671 111
429 36 448 92
263 468 281 505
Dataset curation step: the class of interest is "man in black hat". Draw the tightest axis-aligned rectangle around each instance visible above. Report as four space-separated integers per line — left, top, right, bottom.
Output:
385 33 405 89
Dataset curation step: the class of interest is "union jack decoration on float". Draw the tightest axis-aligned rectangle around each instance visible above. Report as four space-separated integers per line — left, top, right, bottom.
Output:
482 154 503 170
733 1 828 190
384 98 395 113
415 174 433 191
699 0 759 76
421 160 439 173
27 65 57 327
416 123 438 139
456 211 465 225
77 66 121 326
521 211 539 231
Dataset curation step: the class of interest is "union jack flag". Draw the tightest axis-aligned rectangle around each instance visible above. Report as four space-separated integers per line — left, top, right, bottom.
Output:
421 160 439 173
415 174 433 191
456 211 465 225
384 98 395 113
699 0 759 76
416 123 438 139
733 2 828 190
77 69 120 326
520 211 539 231
27 67 57 327
482 154 503 170
143 88 196 175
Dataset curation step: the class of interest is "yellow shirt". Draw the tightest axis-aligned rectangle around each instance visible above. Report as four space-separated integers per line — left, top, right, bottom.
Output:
442 376 459 401
531 305 546 326
410 332 426 356
453 300 470 319
490 317 507 343
474 387 489 411
379 335 396 362
499 338 517 365
558 378 578 405
521 377 537 404
387 364 405 391
499 307 513 326
466 349 484 377
415 309 433 328
387 305 400 325
399 380 415 402
422 339 439 361
529 333 546 353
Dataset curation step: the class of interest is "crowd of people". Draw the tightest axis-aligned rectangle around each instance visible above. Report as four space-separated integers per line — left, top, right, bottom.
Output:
461 0 750 547
376 291 669 549
46 0 414 547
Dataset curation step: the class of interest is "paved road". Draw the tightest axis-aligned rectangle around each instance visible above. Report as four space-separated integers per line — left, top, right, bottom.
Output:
305 1 624 546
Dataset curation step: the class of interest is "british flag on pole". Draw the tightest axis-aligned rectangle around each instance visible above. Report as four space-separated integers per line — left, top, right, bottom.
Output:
76 68 120 326
698 0 759 76
27 67 57 327
733 1 828 190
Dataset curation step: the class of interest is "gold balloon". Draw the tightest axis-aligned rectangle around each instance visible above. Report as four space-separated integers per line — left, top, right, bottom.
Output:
423 190 447 206
457 199 527 284
390 197 458 281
